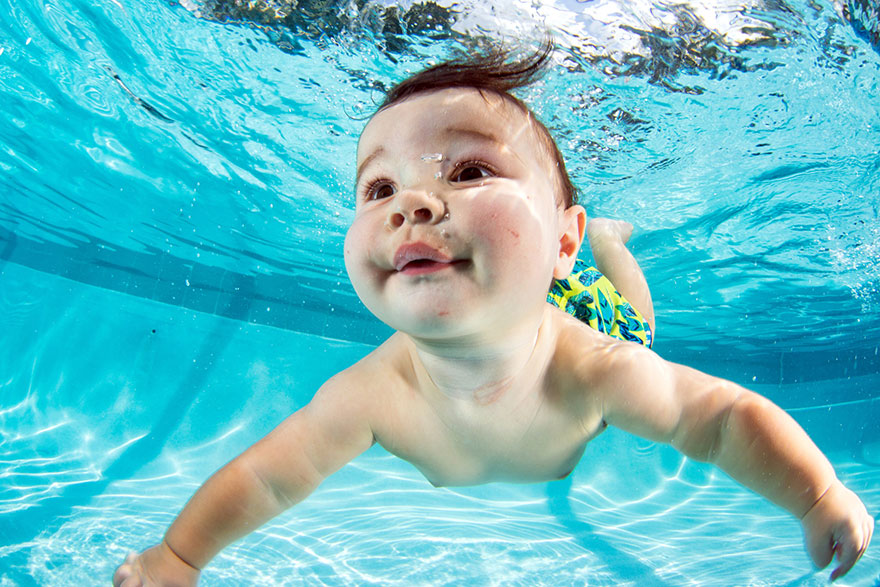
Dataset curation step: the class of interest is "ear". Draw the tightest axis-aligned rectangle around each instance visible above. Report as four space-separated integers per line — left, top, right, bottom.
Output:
553 205 586 279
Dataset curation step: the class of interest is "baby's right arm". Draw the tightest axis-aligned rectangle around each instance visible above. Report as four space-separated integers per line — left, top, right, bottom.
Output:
113 371 376 586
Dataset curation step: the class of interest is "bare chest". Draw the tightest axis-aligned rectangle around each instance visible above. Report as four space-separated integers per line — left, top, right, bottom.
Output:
378 388 605 487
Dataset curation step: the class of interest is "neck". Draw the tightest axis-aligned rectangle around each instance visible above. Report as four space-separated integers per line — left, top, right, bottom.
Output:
406 307 551 404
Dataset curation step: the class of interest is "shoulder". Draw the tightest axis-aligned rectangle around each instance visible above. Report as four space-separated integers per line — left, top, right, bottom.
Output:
547 308 667 415
551 310 709 444
316 333 411 400
550 308 653 375
309 333 415 437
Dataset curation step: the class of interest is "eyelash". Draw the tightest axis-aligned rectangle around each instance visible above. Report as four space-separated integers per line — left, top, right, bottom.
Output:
362 178 394 201
452 159 497 181
361 159 498 201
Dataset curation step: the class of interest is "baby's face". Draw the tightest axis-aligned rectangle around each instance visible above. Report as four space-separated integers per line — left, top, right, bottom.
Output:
344 88 574 338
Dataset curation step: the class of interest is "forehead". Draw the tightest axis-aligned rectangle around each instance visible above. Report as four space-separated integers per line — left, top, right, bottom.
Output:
357 88 540 161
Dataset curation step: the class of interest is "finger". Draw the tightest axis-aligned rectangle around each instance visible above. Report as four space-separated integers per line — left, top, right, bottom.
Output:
113 565 130 587
859 516 873 558
113 553 138 586
830 539 859 581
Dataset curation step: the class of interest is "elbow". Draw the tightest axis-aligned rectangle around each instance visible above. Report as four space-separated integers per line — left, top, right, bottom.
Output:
674 382 753 464
236 450 323 515
706 389 773 465
241 459 295 512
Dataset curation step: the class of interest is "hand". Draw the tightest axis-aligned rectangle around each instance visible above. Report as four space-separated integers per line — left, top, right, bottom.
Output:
113 541 201 587
801 480 874 581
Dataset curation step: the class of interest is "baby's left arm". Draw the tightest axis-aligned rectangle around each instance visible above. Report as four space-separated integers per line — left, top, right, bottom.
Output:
591 345 873 580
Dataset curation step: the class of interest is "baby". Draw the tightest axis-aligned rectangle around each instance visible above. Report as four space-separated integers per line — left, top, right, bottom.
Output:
114 46 872 585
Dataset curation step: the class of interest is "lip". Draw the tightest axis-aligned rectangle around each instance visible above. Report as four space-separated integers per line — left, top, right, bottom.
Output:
393 242 463 275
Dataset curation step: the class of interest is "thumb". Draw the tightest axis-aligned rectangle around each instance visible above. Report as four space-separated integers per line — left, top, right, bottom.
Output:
805 530 835 569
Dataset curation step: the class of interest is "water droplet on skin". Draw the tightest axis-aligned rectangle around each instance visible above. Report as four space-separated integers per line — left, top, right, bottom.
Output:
434 171 442 179
421 152 443 162
443 212 450 220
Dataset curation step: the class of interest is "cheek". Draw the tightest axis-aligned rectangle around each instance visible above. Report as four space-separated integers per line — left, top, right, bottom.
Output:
342 224 357 269
466 193 553 260
343 219 372 286
473 210 524 246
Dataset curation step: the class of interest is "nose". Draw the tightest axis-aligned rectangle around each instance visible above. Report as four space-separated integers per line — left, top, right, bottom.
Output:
387 188 445 229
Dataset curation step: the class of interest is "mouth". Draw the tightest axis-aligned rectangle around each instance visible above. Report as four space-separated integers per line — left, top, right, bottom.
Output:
393 242 468 276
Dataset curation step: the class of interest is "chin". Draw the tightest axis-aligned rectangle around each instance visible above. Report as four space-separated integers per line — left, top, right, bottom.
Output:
374 304 473 339
384 312 457 337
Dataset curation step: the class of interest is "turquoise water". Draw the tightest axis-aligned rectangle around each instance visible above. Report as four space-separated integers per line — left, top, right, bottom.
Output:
1 0 879 585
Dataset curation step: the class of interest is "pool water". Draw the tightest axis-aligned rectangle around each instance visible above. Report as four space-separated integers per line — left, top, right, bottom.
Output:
1 0 879 585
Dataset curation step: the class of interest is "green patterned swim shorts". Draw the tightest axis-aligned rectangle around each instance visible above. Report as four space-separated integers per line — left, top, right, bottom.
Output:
547 259 653 348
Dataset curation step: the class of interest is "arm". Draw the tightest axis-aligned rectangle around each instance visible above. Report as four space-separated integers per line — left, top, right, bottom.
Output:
113 372 375 586
592 344 873 580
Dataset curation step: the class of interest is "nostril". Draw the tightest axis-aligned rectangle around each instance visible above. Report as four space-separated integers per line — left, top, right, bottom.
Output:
413 208 433 223
389 212 405 228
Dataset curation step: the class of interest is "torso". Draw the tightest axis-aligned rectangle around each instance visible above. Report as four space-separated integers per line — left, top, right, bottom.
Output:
361 310 612 487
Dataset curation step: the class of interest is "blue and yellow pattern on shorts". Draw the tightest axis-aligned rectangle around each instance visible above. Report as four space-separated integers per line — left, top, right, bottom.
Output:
547 259 653 348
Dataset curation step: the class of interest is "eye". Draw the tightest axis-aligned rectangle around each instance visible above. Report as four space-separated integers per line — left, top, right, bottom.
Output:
364 180 396 201
451 161 495 183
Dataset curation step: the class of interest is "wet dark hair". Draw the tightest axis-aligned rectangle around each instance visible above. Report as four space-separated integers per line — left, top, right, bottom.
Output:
377 42 579 208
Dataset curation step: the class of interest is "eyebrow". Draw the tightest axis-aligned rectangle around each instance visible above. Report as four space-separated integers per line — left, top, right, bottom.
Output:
445 126 526 166
442 127 505 147
355 127 509 182
356 146 385 183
